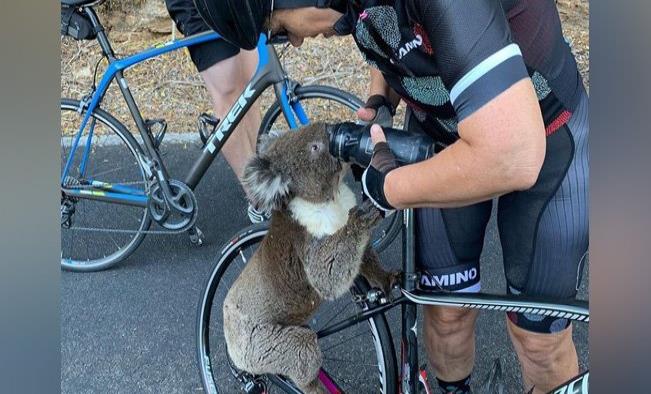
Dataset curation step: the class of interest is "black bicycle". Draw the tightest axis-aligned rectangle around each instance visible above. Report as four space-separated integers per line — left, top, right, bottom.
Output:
197 215 589 394
60 0 400 271
196 125 589 394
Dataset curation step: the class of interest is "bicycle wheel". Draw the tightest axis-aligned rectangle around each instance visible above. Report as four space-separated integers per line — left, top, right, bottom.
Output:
260 85 401 253
61 98 151 271
197 223 398 393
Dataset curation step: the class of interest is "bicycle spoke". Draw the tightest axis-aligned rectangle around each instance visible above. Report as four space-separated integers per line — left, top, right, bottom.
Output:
87 165 141 182
108 233 120 250
323 357 379 367
316 299 352 332
320 327 369 353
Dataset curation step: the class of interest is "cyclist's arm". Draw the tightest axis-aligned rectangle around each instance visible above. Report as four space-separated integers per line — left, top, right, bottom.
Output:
380 0 546 209
383 79 545 208
368 68 401 108
358 69 401 123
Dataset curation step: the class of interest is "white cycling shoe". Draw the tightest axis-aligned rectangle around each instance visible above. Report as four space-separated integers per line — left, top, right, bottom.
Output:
247 204 270 224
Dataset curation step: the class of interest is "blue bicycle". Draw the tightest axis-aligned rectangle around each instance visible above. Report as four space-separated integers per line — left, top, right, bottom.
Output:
60 1 400 271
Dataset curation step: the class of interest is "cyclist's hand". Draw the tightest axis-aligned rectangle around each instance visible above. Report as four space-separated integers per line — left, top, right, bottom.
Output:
362 125 398 212
356 95 395 128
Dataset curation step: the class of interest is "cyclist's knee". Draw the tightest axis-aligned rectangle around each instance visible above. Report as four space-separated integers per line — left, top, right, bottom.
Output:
507 319 575 367
200 58 250 103
208 76 247 104
424 306 478 337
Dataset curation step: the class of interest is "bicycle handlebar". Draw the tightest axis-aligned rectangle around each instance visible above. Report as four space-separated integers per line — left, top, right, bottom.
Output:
328 122 435 167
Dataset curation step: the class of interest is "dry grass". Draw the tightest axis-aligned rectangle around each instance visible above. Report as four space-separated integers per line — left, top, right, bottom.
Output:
61 0 588 135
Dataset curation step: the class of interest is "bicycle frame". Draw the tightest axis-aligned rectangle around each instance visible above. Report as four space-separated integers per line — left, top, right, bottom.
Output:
62 6 311 208
314 209 590 394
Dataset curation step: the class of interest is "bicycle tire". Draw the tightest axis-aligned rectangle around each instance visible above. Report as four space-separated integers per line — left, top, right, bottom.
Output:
61 98 151 271
259 85 402 253
196 223 398 394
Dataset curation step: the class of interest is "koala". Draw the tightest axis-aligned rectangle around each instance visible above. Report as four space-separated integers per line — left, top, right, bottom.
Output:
223 123 394 394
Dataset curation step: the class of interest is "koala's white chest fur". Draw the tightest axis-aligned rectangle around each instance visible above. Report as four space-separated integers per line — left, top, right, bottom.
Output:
289 183 356 238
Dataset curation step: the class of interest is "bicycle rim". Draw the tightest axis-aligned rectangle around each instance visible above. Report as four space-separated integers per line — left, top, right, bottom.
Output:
197 223 397 393
260 85 400 253
61 99 151 271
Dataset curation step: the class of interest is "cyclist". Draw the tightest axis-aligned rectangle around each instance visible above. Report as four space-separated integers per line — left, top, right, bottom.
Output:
165 0 268 223
194 0 589 392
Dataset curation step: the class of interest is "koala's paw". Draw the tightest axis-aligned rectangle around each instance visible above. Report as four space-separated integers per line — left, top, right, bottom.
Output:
379 272 403 300
350 199 383 229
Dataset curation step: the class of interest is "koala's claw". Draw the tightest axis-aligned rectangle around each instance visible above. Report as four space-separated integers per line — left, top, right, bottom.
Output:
375 271 402 301
388 272 403 300
352 199 383 228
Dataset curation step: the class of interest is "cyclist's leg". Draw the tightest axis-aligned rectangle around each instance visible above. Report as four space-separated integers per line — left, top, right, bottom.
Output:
408 110 491 388
498 90 589 393
418 204 490 386
200 50 260 181
166 0 260 182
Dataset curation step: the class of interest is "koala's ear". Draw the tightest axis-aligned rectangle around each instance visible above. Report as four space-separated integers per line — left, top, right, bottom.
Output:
257 129 288 154
242 155 291 213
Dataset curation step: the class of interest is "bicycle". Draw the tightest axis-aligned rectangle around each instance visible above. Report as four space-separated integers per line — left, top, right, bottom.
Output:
60 0 401 271
197 213 589 393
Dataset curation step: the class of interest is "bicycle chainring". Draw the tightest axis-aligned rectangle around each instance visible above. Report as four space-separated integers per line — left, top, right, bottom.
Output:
148 179 198 231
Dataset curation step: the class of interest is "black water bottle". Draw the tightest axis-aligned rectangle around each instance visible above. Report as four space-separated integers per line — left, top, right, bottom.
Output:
328 122 435 167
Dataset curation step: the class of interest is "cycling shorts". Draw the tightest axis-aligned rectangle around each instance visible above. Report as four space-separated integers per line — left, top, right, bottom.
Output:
412 88 589 333
165 0 240 72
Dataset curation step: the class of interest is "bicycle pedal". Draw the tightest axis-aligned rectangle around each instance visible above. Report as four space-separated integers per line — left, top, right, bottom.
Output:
188 226 204 247
145 118 167 148
198 113 220 147
243 380 266 394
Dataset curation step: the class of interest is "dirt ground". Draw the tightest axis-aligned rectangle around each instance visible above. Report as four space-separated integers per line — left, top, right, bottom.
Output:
61 0 589 135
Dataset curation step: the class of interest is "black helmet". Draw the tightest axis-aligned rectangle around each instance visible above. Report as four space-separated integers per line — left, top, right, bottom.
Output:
194 0 349 50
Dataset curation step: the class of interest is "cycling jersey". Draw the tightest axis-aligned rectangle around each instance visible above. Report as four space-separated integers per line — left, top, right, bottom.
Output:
351 0 582 143
348 0 588 334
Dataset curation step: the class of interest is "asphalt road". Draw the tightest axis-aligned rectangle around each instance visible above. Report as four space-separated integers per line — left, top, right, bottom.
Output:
61 140 588 393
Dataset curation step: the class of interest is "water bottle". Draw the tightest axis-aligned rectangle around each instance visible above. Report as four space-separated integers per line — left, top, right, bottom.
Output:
328 122 435 167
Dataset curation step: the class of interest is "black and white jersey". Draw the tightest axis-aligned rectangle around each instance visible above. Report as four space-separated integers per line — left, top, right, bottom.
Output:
351 0 583 142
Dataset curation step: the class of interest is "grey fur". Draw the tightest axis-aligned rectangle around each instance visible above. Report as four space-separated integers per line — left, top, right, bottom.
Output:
241 155 291 213
226 123 395 393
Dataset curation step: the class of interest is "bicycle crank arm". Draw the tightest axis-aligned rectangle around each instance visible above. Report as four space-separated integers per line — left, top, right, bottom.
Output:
63 187 148 208
153 178 195 216
402 289 589 322
147 179 198 230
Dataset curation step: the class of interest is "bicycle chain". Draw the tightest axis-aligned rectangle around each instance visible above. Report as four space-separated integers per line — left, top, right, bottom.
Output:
64 221 195 235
